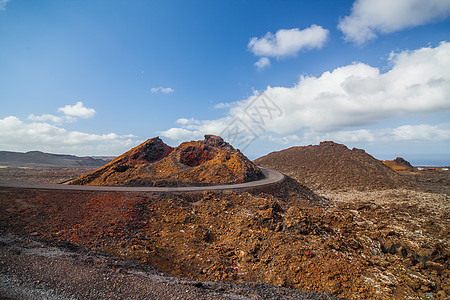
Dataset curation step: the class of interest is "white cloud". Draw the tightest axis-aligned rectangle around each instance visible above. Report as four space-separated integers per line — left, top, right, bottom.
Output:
0 116 139 156
1 102 140 155
266 124 450 146
28 102 95 123
308 124 450 144
254 57 271 70
28 114 64 123
248 25 329 59
338 0 450 45
214 102 238 109
266 134 303 145
161 42 450 147
160 117 231 143
176 118 201 126
57 101 96 118
389 124 450 142
159 127 203 142
151 86 174 94
0 0 10 11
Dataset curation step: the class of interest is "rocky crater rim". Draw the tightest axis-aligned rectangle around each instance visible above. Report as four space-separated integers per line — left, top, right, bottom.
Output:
69 135 263 186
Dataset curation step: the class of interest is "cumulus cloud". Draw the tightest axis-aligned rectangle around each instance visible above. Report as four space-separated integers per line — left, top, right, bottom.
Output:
214 102 238 109
160 117 232 143
1 102 140 155
0 0 10 11
254 57 271 70
0 116 139 156
176 118 201 126
151 86 174 94
161 42 450 147
160 127 203 141
248 25 329 69
57 101 96 118
305 124 450 144
266 124 450 149
28 114 64 123
338 0 450 45
28 102 95 123
248 25 329 58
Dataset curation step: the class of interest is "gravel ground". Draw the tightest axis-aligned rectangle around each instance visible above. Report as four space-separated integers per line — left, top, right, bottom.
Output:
0 233 342 300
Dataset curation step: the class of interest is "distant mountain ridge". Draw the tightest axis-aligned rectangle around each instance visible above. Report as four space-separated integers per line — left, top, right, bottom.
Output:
0 150 112 168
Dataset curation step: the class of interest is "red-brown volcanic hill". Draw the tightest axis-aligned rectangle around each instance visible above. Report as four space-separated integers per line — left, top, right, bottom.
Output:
254 141 411 191
382 157 414 172
70 135 263 186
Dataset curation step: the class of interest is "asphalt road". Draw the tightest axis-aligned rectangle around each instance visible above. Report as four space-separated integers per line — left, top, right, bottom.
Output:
0 167 284 192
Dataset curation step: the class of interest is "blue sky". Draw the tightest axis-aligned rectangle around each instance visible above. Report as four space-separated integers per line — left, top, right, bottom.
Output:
1 0 450 165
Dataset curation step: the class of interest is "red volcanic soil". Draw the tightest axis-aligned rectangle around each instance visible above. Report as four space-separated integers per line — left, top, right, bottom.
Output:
0 144 450 299
1 142 449 299
255 141 412 191
2 175 449 299
0 180 368 299
70 135 263 186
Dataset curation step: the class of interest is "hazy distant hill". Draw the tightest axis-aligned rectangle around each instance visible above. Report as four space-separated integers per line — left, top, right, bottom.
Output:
0 150 112 168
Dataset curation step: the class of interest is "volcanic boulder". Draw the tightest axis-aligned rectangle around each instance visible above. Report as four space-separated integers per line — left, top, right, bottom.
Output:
70 135 263 186
254 141 411 191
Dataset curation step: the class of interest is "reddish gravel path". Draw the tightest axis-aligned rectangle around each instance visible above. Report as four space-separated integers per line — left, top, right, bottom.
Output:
0 234 341 300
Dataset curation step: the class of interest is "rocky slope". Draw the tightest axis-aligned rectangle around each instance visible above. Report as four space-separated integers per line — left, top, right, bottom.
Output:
254 141 411 191
70 135 263 186
2 176 448 299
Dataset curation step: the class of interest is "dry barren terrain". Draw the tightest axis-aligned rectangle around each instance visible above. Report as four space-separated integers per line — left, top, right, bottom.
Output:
0 144 449 299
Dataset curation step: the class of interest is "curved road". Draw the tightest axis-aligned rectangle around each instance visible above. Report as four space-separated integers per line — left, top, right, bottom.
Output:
0 167 284 193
